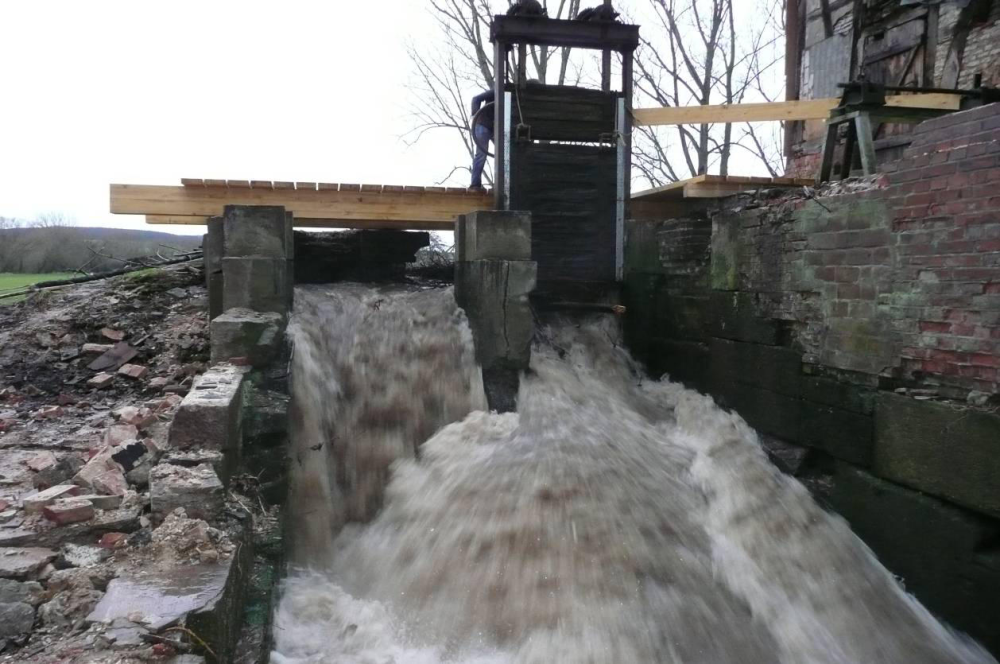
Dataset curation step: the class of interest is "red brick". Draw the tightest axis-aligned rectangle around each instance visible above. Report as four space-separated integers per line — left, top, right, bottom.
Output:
837 284 861 299
118 364 148 380
43 497 95 525
99 532 127 549
970 353 1000 368
919 321 951 333
835 267 860 282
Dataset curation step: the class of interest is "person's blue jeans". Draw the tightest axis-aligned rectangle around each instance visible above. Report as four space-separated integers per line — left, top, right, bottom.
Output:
471 124 492 188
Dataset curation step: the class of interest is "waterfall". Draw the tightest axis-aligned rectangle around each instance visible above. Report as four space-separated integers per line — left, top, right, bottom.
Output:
274 284 995 664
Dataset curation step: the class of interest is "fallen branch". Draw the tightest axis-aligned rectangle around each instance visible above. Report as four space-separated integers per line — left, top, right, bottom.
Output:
0 252 202 301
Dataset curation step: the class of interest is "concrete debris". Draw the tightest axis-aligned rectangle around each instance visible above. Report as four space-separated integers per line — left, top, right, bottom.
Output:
88 561 229 630
81 343 114 355
104 422 139 447
32 455 85 490
25 451 58 473
967 391 991 407
38 569 103 627
0 602 35 637
0 579 44 606
73 448 128 497
87 373 115 390
43 497 96 525
148 376 170 390
59 543 112 568
88 341 138 372
32 405 64 420
0 547 58 579
114 405 157 428
118 364 148 380
149 465 224 522
101 328 125 342
167 287 189 298
75 494 123 511
23 484 81 514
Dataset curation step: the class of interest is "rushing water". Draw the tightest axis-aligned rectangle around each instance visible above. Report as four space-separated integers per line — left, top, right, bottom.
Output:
273 284 996 664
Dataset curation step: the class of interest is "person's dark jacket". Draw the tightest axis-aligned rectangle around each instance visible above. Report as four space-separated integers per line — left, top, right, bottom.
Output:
471 90 495 131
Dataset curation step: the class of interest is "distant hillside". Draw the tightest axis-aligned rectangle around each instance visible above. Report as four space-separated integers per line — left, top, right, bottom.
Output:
0 226 202 274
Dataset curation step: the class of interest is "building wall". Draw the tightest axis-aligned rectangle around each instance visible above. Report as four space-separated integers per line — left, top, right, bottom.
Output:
787 0 1000 178
625 103 1000 656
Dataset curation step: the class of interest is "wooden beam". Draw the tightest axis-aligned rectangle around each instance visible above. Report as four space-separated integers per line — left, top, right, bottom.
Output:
633 175 815 201
145 215 455 231
633 93 962 126
112 184 492 225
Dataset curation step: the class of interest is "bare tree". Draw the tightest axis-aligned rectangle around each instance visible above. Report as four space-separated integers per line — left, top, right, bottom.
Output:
405 0 583 186
632 0 786 186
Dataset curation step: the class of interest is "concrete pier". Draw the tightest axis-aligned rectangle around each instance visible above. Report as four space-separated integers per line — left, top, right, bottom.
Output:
454 211 537 412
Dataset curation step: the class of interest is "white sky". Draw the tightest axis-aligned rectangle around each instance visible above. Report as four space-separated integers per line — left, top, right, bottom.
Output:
0 0 464 236
0 1 781 237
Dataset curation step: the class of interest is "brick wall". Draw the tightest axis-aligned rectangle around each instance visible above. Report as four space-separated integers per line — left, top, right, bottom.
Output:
623 103 1000 655
882 104 1000 393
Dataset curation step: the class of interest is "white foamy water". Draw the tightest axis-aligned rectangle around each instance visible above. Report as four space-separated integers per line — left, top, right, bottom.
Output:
274 285 995 664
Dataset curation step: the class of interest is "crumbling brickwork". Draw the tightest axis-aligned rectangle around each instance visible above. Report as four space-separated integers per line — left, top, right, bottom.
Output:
882 103 1000 393
624 103 1000 655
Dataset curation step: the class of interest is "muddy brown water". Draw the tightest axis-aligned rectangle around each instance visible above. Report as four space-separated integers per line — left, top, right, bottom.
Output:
272 284 996 664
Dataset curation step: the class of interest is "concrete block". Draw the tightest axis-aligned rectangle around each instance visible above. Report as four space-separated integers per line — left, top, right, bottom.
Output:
206 217 225 320
801 376 876 415
874 393 1000 518
813 461 1000 655
455 259 536 412
149 464 224 521
707 291 781 345
709 338 801 397
168 364 247 479
24 485 81 514
211 308 285 368
222 205 292 259
0 548 57 579
798 401 873 466
456 259 536 368
456 210 532 262
222 257 289 315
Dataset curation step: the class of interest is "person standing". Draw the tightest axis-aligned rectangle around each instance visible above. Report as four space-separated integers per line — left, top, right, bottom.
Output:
469 89 495 191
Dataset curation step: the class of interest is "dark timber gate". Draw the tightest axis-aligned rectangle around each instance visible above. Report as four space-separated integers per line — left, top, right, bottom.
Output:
490 15 639 296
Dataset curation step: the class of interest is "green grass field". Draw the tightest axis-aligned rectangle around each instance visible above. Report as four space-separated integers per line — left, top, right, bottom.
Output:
0 273 75 304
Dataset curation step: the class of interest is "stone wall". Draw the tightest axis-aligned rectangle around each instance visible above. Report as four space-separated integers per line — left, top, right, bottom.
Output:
624 104 1000 655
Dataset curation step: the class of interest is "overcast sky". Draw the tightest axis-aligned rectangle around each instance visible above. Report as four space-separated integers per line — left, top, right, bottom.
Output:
0 1 780 237
0 0 469 236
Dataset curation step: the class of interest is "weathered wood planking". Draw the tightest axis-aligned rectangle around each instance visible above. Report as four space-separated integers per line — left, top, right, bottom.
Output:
145 215 455 231
511 143 618 284
633 93 961 126
112 184 492 226
633 174 815 201
513 85 619 142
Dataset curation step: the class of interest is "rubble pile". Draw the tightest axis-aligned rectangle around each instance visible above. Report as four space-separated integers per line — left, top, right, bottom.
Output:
0 265 257 663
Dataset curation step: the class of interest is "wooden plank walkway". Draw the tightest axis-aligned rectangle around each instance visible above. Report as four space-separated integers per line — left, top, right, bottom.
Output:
111 180 493 231
111 176 815 230
632 174 815 200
